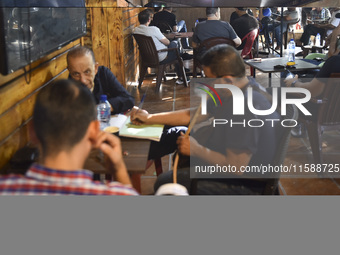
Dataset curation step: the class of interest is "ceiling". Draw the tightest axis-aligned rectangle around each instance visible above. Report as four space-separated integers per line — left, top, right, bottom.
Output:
146 0 320 7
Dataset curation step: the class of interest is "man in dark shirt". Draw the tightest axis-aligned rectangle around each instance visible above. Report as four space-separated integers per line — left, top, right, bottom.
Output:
67 46 134 114
230 7 254 24
130 45 281 194
152 7 190 49
230 8 259 50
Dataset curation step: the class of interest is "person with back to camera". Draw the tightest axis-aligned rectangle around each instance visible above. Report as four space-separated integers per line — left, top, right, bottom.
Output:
130 45 281 195
192 7 241 59
0 79 138 195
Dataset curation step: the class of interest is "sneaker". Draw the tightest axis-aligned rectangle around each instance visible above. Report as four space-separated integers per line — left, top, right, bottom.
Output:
176 78 190 85
291 123 306 138
181 53 193 60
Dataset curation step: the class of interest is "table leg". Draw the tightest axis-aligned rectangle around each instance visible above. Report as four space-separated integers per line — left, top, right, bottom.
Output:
130 173 142 194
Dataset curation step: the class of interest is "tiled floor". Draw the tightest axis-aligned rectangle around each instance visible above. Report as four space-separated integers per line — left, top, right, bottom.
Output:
126 50 340 195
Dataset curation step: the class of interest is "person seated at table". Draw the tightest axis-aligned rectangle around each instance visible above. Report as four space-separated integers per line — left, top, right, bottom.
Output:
285 25 340 136
134 9 189 84
285 24 340 98
261 7 298 50
308 7 331 23
0 79 138 195
130 44 281 195
298 8 340 46
67 46 134 114
152 7 191 49
230 7 254 24
192 7 241 58
230 7 259 51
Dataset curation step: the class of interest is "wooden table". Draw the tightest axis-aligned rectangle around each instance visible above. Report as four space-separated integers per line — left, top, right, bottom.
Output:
164 32 193 40
84 137 150 193
244 57 320 86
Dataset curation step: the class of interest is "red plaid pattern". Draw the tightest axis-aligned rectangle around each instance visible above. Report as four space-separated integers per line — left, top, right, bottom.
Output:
0 163 138 196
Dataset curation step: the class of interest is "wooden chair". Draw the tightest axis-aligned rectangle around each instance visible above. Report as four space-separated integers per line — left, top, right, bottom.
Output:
193 37 236 78
300 73 340 164
241 29 259 76
133 34 188 92
190 104 298 195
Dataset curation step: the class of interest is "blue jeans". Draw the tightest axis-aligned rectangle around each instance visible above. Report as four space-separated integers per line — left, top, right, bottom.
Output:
262 22 288 46
177 20 190 49
160 41 183 78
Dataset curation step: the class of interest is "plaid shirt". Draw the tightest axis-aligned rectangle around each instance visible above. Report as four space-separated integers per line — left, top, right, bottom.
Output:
0 163 138 196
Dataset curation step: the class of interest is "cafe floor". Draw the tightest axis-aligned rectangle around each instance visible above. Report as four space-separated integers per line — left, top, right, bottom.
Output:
126 50 340 195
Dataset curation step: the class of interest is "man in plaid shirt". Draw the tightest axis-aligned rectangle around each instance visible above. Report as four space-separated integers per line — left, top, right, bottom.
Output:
0 79 138 195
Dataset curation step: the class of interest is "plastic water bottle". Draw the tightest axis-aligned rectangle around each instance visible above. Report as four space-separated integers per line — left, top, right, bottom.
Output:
97 95 111 130
315 33 321 46
321 9 325 19
287 39 296 66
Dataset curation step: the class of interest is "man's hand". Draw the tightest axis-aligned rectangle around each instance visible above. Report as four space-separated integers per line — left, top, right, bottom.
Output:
176 132 200 156
130 106 150 125
94 131 132 185
284 74 299 87
94 131 125 171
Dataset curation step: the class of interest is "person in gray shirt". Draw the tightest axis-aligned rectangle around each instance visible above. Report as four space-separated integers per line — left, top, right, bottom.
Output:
192 7 241 48
192 7 241 58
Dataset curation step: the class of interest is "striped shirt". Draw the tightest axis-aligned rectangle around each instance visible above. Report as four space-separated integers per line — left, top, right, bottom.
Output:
0 163 138 196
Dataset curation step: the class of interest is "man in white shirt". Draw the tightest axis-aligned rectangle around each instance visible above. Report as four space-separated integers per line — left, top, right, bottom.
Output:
299 8 340 45
134 9 187 84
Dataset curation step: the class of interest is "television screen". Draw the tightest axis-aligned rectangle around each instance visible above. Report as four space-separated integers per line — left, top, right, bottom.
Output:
0 5 86 75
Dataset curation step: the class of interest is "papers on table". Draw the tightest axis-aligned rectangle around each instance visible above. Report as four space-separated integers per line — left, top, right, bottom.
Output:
109 115 164 142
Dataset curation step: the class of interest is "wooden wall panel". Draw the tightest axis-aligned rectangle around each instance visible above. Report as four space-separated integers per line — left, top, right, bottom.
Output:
107 8 125 83
0 40 79 171
122 7 140 85
85 6 141 86
90 8 110 68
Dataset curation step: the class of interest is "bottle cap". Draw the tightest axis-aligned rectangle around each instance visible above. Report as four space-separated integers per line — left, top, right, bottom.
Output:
100 95 107 101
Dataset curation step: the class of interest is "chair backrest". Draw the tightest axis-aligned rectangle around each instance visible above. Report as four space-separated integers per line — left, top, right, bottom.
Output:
199 37 236 51
318 73 340 125
263 104 298 194
153 21 173 33
241 28 258 58
133 34 160 67
304 53 327 60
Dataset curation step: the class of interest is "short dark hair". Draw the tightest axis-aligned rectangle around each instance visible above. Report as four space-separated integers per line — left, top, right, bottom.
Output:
138 9 152 24
67 46 96 65
237 7 247 11
201 44 246 78
206 7 219 16
33 79 97 156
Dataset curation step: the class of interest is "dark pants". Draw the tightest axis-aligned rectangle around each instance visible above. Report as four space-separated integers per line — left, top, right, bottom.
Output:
160 41 183 78
262 21 288 46
300 24 325 45
154 169 266 195
177 20 190 49
148 126 187 160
